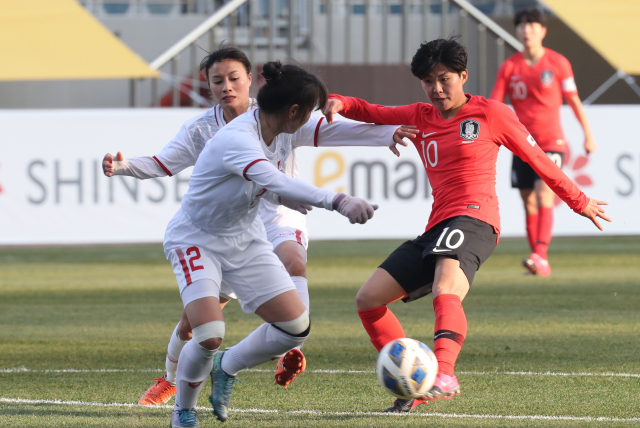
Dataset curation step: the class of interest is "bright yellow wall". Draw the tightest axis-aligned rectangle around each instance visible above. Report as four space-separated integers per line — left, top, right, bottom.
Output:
0 0 158 81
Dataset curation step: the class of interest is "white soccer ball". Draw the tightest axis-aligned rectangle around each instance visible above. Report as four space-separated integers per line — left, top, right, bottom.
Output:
376 338 438 399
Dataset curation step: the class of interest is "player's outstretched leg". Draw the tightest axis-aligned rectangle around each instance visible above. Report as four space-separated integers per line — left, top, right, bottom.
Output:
428 292 466 403
140 322 186 405
208 351 239 423
170 408 199 428
274 348 306 388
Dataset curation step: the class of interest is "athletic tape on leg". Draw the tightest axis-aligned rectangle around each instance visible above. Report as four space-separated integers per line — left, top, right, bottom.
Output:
272 310 309 336
192 321 225 343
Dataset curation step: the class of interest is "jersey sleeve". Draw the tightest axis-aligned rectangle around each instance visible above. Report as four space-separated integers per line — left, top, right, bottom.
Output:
152 123 200 176
485 100 588 213
556 54 578 97
489 61 509 102
329 94 421 126
113 156 167 179
290 115 324 147
245 160 337 211
220 130 269 180
292 116 397 148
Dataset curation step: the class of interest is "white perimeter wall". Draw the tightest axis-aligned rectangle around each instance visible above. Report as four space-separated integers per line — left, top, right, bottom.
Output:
0 106 638 245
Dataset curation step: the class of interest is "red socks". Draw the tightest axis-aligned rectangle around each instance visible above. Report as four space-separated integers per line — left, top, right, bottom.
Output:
358 297 468 377
433 294 467 376
525 213 539 251
357 306 405 352
534 207 554 259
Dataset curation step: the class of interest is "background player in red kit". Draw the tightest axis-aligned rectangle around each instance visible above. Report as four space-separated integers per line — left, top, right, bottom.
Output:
490 8 597 276
324 38 609 413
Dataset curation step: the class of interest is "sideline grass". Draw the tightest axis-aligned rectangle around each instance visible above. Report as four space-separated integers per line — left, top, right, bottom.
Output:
0 236 639 427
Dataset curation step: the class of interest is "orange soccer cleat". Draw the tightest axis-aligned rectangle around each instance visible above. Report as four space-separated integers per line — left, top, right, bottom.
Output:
274 349 306 388
139 376 176 405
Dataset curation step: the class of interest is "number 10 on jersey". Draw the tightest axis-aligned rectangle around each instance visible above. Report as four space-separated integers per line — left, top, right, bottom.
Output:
420 140 438 168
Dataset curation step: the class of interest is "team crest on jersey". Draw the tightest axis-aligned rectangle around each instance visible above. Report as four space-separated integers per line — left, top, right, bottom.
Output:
459 119 480 141
541 69 554 85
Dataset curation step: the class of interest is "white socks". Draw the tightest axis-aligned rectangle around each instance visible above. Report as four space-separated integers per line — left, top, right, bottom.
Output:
221 323 308 376
291 276 310 311
165 323 188 385
174 340 217 410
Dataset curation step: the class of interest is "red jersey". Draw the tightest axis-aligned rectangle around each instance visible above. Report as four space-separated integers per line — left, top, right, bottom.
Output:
330 94 588 236
490 48 577 153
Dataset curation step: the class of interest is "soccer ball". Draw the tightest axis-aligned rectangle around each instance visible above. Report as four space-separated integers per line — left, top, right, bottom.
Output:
376 338 438 399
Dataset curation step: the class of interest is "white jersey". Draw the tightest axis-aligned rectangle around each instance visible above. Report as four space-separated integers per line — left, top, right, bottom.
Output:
113 103 398 235
181 110 339 236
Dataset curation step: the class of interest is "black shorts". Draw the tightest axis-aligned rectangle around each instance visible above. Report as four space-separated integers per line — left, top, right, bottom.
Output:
379 216 497 303
511 151 564 189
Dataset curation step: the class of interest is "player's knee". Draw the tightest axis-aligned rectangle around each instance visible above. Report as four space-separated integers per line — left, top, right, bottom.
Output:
284 258 306 277
178 321 193 341
272 310 310 339
281 253 307 277
355 287 378 311
192 320 225 351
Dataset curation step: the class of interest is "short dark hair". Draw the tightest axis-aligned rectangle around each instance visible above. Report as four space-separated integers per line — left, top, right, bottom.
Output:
199 45 251 80
514 8 547 27
410 37 468 79
257 61 328 120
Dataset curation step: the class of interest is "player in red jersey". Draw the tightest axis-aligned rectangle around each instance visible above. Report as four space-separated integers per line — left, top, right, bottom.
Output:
490 8 597 276
323 37 609 412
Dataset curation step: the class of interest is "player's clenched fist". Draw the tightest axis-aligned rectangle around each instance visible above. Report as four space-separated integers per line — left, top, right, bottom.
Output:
102 152 124 177
332 193 378 224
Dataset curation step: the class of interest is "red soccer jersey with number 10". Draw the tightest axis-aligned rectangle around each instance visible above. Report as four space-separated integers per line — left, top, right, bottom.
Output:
490 48 578 153
329 94 588 236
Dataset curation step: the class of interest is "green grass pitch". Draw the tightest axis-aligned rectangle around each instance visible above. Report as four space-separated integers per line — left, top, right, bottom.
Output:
0 236 639 427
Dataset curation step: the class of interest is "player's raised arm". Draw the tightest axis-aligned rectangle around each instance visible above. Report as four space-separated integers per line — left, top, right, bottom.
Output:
102 118 201 180
488 100 610 230
290 116 415 155
102 151 170 179
325 94 420 127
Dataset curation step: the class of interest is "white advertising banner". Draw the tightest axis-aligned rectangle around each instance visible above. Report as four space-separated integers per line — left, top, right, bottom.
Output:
0 106 637 245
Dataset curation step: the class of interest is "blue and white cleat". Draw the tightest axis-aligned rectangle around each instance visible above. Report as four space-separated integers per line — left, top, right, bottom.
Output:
170 408 199 427
208 351 239 423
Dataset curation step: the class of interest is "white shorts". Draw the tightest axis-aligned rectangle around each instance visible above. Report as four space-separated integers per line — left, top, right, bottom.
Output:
164 209 296 313
215 225 307 302
266 225 309 251
261 200 308 251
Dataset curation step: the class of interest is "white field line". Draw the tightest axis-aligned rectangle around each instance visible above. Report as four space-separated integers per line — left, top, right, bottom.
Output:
0 397 638 423
2 367 640 378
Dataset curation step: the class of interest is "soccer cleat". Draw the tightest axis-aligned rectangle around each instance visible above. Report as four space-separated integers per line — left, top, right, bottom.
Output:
139 375 176 405
424 373 461 401
522 253 551 277
383 397 427 413
170 408 199 427
208 352 239 423
274 348 306 388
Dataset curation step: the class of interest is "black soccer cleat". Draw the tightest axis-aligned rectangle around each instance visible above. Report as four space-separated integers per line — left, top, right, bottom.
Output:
383 397 427 413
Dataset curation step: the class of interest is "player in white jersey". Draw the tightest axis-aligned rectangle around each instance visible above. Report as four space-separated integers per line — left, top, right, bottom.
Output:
103 47 414 412
160 61 387 427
